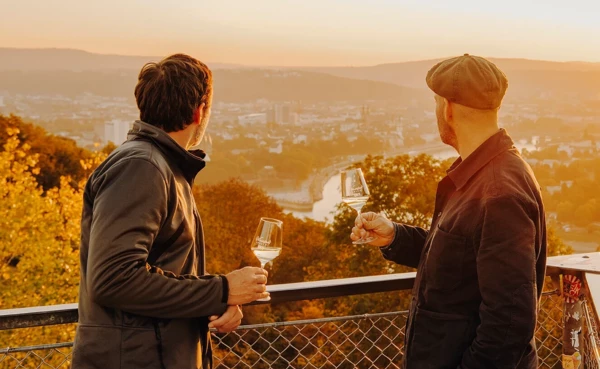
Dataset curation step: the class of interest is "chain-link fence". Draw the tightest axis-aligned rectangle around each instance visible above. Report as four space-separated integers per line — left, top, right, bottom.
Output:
211 311 406 369
583 298 600 369
1 293 599 369
536 291 565 369
0 343 72 369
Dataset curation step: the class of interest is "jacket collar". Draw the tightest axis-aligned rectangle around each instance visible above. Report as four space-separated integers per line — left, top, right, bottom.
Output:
127 120 206 183
447 128 515 190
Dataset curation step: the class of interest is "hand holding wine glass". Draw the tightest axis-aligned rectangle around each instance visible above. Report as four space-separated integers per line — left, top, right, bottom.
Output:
351 211 395 247
251 217 283 302
225 267 269 305
341 168 376 244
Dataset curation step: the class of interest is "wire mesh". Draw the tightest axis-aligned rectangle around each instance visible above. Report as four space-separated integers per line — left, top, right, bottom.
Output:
1 296 599 369
536 292 564 369
583 299 600 369
0 343 72 369
211 311 406 369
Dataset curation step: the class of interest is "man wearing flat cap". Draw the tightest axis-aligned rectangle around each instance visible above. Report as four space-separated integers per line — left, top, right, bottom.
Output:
352 54 547 369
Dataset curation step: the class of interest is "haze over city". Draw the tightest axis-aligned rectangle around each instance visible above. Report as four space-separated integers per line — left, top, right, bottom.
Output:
2 0 600 66
3 2 600 368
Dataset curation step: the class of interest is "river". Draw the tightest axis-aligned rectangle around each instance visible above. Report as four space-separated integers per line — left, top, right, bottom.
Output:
284 140 539 222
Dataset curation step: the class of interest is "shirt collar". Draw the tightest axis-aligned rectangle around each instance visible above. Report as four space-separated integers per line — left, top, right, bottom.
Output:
128 120 206 183
447 128 515 190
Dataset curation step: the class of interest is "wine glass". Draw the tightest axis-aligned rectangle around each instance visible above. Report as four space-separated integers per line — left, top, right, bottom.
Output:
341 168 376 244
251 217 283 302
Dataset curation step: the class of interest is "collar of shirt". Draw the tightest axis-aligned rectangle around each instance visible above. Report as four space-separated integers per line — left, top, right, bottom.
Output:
128 120 207 184
446 128 516 190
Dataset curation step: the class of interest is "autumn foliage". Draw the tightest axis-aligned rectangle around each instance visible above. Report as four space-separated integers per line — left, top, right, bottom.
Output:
0 115 573 358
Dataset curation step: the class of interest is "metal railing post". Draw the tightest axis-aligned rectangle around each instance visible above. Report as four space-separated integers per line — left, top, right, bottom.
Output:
562 272 585 369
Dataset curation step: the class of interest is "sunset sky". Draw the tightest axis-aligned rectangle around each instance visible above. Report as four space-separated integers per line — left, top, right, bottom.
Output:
2 0 600 66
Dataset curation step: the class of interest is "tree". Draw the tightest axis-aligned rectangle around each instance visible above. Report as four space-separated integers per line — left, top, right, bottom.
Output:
0 127 104 348
316 153 573 316
194 178 284 275
0 114 93 190
307 154 451 316
328 154 450 253
547 226 573 256
194 178 331 323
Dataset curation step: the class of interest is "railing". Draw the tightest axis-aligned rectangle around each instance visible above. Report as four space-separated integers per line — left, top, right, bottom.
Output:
2 254 600 368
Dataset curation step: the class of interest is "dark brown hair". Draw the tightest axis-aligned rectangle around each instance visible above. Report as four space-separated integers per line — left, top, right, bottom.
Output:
134 54 212 132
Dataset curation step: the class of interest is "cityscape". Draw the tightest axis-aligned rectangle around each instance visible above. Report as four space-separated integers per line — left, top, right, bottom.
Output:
1 52 600 256
2 1 600 365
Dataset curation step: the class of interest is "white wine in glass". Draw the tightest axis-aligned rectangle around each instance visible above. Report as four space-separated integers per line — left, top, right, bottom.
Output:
251 217 283 301
341 168 376 244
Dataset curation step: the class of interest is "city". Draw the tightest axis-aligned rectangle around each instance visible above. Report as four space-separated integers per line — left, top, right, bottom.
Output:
2 2 600 364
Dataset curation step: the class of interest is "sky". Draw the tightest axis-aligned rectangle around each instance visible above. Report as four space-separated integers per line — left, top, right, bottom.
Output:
2 0 600 66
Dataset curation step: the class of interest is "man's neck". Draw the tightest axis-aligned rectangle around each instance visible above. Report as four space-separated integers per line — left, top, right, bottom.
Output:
456 125 500 159
167 130 192 150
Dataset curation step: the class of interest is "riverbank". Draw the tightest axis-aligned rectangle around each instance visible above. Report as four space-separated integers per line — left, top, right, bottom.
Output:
270 139 539 220
268 144 451 214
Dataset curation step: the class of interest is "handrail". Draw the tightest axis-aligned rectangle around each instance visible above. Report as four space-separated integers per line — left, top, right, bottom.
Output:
4 252 600 332
0 272 417 330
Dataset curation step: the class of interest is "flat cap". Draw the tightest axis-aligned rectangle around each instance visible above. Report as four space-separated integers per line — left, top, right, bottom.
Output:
426 54 508 110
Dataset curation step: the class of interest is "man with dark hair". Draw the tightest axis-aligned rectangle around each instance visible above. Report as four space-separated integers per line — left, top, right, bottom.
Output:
72 54 269 369
352 54 547 369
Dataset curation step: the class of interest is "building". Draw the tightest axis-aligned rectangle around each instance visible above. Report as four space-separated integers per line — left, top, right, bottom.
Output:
340 122 359 132
274 104 292 124
268 141 283 154
293 134 308 144
267 109 276 123
104 119 132 145
238 113 267 126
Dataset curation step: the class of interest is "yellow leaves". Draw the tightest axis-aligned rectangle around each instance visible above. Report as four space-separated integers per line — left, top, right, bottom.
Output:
80 159 90 170
80 152 107 173
0 125 84 346
5 127 19 136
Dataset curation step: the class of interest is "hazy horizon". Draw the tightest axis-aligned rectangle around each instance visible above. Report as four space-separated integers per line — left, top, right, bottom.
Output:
3 47 600 69
2 0 600 66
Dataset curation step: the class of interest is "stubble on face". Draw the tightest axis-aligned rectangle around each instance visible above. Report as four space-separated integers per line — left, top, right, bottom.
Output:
435 97 458 150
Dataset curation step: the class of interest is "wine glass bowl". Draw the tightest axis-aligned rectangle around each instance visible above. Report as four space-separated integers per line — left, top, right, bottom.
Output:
341 168 376 245
251 217 283 302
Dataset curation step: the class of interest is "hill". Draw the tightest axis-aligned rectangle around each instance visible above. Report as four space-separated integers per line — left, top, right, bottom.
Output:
302 58 600 100
0 69 422 103
0 48 241 71
2 48 599 101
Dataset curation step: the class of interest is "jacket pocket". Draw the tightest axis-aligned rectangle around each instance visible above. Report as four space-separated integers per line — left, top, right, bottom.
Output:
425 225 468 291
408 308 475 369
72 325 121 369
120 326 163 369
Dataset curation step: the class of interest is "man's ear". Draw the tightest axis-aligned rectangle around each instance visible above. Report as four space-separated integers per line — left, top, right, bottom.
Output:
443 98 453 123
192 103 206 125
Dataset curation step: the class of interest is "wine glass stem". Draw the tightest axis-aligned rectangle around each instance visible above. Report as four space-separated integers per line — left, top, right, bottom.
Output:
357 208 365 240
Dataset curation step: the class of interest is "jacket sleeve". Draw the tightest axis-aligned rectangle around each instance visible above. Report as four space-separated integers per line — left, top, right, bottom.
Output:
86 158 228 319
379 223 428 268
459 195 538 369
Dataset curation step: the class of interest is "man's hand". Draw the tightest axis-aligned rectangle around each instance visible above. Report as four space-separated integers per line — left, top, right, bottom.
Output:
351 212 395 247
225 267 269 305
208 305 242 333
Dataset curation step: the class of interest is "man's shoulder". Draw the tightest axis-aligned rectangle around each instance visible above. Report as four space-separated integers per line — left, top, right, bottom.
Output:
483 149 542 202
92 140 172 183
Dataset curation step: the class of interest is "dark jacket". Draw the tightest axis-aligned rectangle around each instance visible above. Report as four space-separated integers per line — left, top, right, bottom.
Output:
382 129 547 369
72 121 228 369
